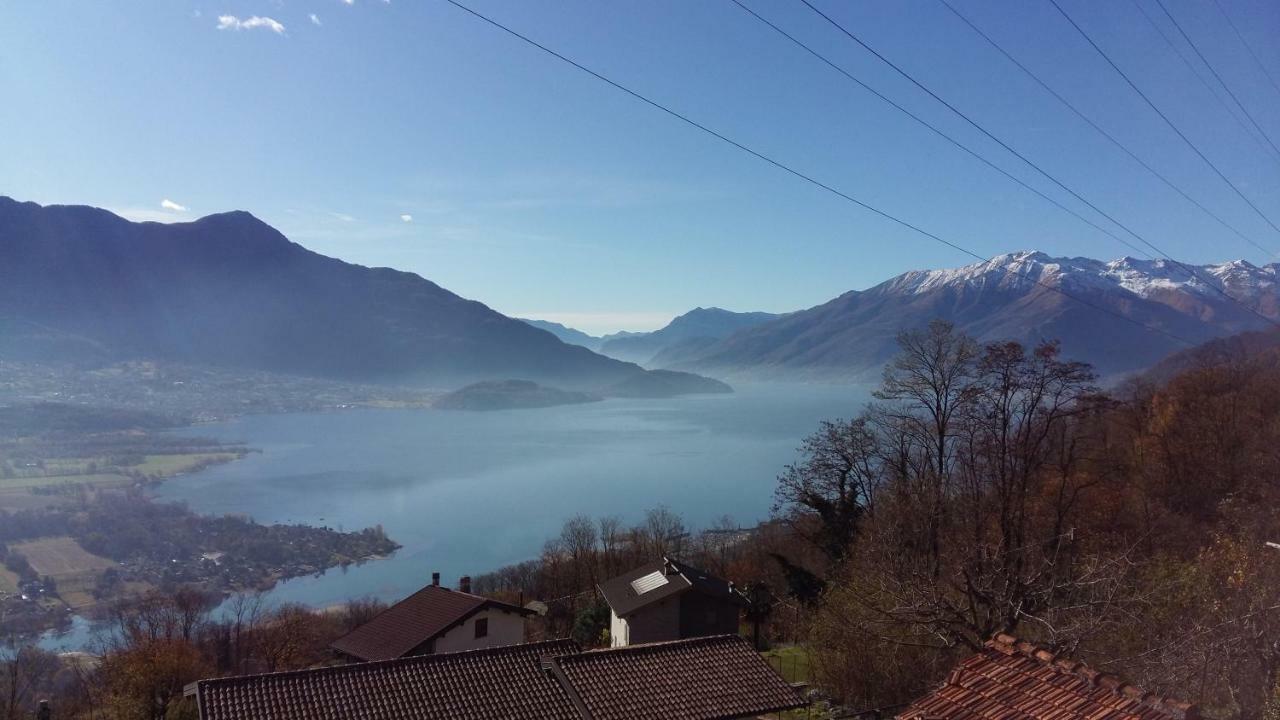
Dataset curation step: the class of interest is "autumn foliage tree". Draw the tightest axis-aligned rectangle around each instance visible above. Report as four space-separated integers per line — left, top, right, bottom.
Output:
787 321 1280 719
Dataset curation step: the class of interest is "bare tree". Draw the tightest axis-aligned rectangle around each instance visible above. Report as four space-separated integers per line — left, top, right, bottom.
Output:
597 516 623 577
560 515 599 592
643 506 686 558
774 417 882 566
1 642 58 720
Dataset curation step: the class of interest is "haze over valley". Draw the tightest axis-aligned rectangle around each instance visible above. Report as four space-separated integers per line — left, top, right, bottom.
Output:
4 0 1280 714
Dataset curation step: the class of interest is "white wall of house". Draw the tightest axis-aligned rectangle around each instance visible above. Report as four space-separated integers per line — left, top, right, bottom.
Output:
610 610 628 647
432 608 525 654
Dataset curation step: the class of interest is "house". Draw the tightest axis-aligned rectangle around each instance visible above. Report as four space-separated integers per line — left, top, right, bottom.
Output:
188 634 806 720
898 633 1198 720
330 573 534 662
598 556 747 647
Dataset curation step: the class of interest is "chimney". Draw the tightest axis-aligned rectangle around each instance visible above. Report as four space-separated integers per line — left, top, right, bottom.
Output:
431 572 440 587
459 576 472 594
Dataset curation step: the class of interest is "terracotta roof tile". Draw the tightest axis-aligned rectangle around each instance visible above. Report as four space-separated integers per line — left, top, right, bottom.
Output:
897 635 1197 720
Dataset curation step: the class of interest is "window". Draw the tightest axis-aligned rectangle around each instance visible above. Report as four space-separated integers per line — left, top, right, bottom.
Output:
474 617 488 639
630 570 669 595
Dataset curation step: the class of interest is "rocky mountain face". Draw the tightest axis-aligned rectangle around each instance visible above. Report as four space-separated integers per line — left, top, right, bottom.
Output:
660 251 1280 381
0 197 723 393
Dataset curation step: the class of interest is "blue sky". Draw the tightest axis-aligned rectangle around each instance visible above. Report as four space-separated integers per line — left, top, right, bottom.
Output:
2 0 1279 333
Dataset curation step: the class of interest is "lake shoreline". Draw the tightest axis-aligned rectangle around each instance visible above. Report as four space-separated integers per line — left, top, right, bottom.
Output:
40 383 872 653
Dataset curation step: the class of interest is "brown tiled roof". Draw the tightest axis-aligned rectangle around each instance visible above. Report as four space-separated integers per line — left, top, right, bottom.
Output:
193 635 806 720
330 584 533 661
898 634 1198 720
598 557 747 618
549 634 806 720
194 639 582 720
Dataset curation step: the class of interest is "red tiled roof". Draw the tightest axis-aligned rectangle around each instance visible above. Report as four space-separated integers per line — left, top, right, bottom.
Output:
898 634 1198 720
194 639 581 720
549 634 806 720
330 584 533 661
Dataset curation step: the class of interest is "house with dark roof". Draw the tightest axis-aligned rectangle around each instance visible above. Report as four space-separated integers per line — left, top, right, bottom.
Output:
331 573 534 662
598 557 747 647
192 639 581 720
898 633 1199 720
188 634 805 720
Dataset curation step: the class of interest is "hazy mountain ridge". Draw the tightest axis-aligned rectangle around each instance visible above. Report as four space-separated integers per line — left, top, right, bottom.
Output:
0 197 722 394
661 251 1280 381
599 307 783 365
517 319 606 352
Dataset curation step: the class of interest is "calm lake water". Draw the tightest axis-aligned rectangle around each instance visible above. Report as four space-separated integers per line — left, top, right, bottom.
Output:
41 382 869 650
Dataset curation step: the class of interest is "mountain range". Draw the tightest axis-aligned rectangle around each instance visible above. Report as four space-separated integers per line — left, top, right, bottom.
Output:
5 197 1274 387
0 197 725 395
656 251 1280 380
518 308 780 365
596 308 783 365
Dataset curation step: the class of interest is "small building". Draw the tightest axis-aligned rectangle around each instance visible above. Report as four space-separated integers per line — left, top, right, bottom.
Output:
330 573 533 662
189 634 805 720
598 557 747 647
898 633 1199 720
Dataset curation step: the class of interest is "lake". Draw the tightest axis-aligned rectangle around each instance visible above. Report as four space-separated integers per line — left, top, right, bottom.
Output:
41 382 869 650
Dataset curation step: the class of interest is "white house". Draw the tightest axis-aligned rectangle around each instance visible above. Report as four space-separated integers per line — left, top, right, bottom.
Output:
331 573 532 662
599 557 747 647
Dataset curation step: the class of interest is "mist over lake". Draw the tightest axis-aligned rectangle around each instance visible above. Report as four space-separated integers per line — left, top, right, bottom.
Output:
145 382 869 609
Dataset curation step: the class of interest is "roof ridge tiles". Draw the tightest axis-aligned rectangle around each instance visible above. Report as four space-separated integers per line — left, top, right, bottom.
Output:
985 634 1197 720
560 633 744 659
198 637 579 688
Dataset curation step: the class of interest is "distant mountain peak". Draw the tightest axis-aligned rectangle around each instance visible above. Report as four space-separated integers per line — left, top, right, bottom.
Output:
664 250 1280 381
0 197 728 395
194 209 265 224
882 250 1276 302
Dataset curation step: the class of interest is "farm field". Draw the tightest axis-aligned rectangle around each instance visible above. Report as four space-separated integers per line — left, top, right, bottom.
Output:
11 536 116 609
0 565 20 594
134 452 240 475
0 472 131 491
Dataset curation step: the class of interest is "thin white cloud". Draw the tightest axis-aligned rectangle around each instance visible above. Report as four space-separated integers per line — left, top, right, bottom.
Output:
309 13 322 25
400 214 413 223
342 0 354 5
328 212 356 222
216 15 286 34
160 198 187 212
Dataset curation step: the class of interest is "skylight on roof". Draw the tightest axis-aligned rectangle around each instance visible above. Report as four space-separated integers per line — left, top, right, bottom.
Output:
630 570 670 595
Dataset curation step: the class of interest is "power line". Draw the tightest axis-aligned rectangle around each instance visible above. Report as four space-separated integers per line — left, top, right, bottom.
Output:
936 0 1272 261
790 0 1280 328
726 0 1152 262
1150 0 1280 162
1211 0 1280 104
1046 0 1280 245
435 0 1197 348
1127 0 1278 162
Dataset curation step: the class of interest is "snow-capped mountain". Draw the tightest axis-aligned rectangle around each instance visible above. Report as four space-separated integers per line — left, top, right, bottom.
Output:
887 251 1278 302
659 251 1280 381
